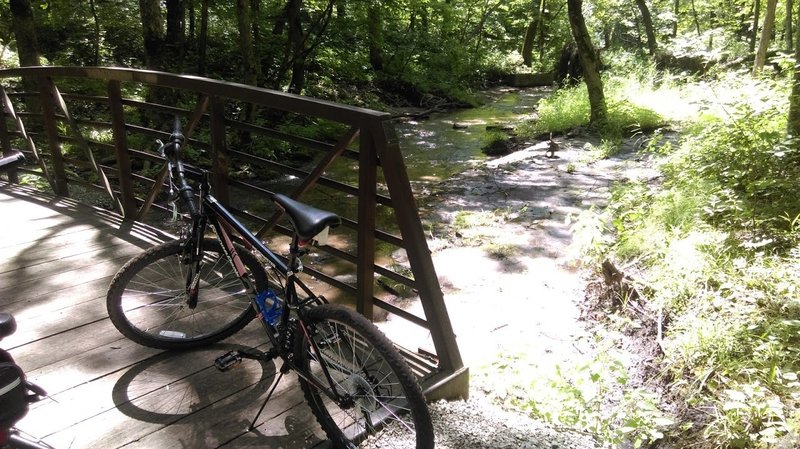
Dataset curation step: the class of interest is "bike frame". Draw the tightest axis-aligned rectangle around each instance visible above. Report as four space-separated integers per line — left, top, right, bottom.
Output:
177 167 347 404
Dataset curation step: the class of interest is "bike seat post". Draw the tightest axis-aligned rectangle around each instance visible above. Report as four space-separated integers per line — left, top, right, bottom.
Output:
287 234 303 274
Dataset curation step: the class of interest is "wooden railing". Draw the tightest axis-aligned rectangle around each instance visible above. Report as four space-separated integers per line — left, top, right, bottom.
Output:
0 66 467 399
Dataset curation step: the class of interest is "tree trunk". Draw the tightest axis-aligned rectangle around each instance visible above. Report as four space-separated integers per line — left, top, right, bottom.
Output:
754 0 777 73
750 0 761 53
9 0 40 113
635 0 658 55
165 0 185 69
286 0 305 93
198 0 209 75
367 2 384 71
139 0 165 70
690 0 702 36
89 0 100 65
474 0 502 55
537 0 547 60
187 0 195 40
236 0 260 86
567 0 607 127
788 0 800 136
672 0 679 37
521 9 538 67
9 0 41 67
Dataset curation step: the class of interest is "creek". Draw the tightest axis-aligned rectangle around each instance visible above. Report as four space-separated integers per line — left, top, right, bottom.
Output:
392 86 551 183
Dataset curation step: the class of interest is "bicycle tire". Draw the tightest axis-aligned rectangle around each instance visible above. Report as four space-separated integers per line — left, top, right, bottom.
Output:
294 304 434 448
107 238 266 350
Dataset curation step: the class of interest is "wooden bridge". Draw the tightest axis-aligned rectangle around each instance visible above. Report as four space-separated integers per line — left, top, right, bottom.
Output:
1 182 332 448
0 66 467 447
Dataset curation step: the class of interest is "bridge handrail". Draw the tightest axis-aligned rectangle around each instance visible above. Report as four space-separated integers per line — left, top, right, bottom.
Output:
0 66 466 399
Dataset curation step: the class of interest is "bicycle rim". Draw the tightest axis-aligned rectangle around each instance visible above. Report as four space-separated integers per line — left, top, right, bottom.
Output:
295 305 433 448
107 239 264 349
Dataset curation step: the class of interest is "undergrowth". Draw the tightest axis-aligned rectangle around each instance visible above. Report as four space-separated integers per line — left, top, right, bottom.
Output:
566 70 800 448
518 59 675 148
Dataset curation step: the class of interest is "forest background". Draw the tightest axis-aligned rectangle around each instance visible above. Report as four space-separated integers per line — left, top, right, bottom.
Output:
3 0 800 448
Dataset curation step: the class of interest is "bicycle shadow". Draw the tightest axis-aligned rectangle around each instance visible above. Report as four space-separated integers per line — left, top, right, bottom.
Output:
110 342 331 448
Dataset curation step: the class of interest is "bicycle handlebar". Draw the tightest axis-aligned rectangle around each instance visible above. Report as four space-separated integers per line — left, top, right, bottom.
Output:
160 118 199 218
0 150 25 173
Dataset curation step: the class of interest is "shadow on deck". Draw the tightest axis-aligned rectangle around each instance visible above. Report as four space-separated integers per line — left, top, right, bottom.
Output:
0 182 328 448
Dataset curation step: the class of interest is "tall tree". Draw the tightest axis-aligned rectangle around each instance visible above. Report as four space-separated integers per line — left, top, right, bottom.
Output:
753 0 777 73
236 0 260 86
198 0 209 75
672 0 679 37
567 0 607 127
750 0 761 53
367 2 385 71
139 0 165 70
165 0 185 69
89 0 100 65
635 0 658 55
286 0 305 93
521 1 540 67
9 0 41 67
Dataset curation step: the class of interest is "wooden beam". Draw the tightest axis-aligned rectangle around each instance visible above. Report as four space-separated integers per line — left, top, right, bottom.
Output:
1 86 54 190
37 77 69 196
255 126 359 238
356 130 377 319
209 95 229 205
369 121 465 376
107 80 137 218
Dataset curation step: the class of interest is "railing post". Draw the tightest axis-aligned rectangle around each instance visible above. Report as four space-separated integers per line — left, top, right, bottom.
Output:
107 80 137 218
210 95 229 205
37 77 69 196
371 120 465 378
0 93 18 183
356 127 378 320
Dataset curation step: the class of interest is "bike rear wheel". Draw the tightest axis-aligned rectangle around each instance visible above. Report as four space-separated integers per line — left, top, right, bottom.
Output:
294 304 434 448
106 238 266 350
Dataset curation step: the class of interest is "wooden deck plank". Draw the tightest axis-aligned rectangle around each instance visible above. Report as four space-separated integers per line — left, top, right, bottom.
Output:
0 183 318 449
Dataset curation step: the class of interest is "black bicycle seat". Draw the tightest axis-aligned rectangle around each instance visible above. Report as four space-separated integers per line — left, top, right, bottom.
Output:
0 313 17 339
272 194 341 241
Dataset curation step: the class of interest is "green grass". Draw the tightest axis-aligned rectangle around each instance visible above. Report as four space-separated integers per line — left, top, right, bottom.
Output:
518 64 675 146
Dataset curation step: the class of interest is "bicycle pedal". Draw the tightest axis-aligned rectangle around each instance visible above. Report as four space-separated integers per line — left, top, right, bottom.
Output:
214 351 243 371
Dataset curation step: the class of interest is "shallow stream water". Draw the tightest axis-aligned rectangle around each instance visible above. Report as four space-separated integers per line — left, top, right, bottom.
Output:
392 86 551 182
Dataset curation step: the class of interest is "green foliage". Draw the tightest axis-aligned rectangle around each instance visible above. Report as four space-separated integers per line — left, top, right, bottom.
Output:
586 72 800 448
520 66 667 141
664 89 800 249
480 130 511 156
488 342 674 448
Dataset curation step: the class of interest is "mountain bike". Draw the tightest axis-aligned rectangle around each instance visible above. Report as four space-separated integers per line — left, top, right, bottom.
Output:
1 151 55 449
105 118 434 448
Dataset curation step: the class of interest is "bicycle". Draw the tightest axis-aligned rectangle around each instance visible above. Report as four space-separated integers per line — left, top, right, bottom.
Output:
1 151 54 449
105 118 434 448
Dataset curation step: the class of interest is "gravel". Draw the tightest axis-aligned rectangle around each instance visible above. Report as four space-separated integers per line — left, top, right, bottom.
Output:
361 395 599 449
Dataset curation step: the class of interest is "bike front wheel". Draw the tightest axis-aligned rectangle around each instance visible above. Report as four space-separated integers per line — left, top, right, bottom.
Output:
106 238 266 350
294 304 434 448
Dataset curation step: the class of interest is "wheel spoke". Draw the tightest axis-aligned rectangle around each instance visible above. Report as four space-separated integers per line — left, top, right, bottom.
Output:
107 239 263 350
294 305 432 448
